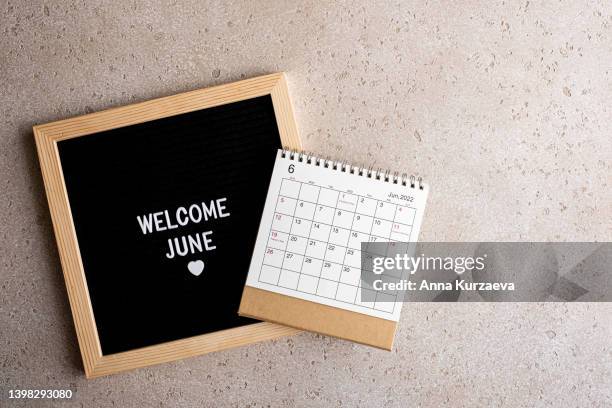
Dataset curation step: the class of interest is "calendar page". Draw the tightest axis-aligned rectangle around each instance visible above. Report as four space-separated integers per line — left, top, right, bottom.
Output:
245 150 429 322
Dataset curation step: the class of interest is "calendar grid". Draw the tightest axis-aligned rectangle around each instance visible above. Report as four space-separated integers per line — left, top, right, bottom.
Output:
258 178 417 315
277 183 302 285
274 194 417 226
354 196 379 305
313 187 334 296
296 186 322 293
258 188 284 284
372 200 397 313
320 188 338 298
332 193 357 301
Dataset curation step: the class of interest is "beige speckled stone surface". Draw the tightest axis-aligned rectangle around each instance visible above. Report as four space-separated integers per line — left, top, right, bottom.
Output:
1 1 611 407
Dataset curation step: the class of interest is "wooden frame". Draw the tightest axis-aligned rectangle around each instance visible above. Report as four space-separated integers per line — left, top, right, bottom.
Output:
34 73 301 378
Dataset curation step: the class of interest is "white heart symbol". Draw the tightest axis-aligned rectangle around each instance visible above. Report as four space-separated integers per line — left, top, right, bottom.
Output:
187 260 204 276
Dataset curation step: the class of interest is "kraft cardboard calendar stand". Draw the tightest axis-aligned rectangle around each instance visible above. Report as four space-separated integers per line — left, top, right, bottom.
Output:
240 287 397 350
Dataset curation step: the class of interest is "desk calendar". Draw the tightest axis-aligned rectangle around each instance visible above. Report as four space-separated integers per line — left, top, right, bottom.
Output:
241 149 429 347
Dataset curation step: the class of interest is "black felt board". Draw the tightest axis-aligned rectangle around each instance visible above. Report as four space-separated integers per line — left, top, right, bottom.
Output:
57 95 281 355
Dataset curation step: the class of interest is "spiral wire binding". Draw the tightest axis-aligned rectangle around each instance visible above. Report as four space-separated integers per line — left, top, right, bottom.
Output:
281 148 424 190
